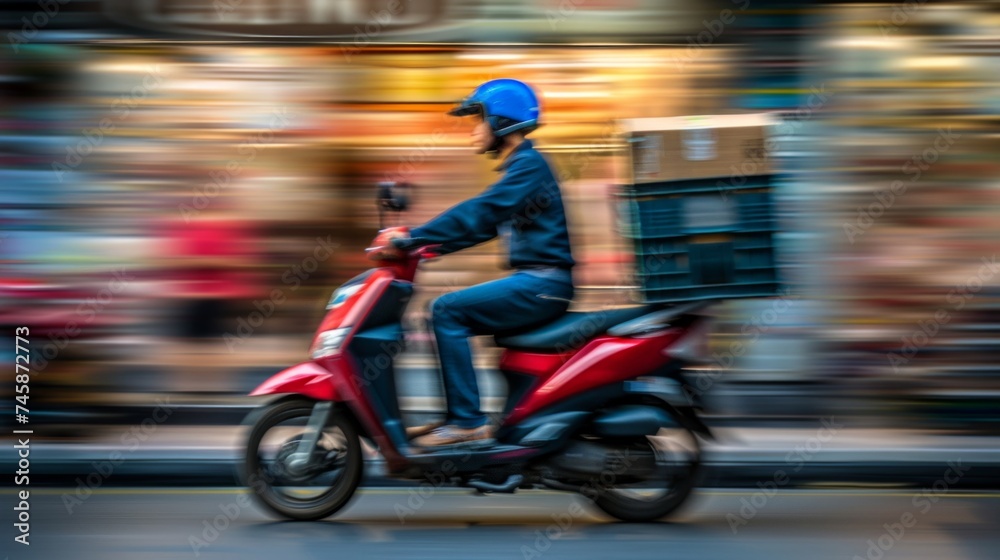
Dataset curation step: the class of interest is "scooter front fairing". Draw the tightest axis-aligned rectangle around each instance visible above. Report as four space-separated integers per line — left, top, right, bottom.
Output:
249 264 414 470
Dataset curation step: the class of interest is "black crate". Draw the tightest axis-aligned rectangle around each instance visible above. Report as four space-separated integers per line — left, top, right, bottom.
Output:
616 174 782 302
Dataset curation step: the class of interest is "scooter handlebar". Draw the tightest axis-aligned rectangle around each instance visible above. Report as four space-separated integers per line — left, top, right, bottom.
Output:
412 245 440 260
364 243 440 262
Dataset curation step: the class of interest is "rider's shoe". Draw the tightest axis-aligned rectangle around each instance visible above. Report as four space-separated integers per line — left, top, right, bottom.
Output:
412 424 494 448
405 420 445 439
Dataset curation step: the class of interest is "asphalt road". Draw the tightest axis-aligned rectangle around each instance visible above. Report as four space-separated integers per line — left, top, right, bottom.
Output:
4 487 999 560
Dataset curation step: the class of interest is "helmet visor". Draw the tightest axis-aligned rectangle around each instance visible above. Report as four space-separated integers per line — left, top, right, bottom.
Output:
448 101 483 117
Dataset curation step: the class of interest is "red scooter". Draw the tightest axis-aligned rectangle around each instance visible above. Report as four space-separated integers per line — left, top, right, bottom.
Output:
240 186 716 522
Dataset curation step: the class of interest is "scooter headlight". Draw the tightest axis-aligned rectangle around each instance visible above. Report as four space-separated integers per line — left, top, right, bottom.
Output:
311 327 351 359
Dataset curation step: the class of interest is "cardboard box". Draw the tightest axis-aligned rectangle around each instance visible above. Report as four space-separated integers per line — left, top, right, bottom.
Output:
620 113 777 184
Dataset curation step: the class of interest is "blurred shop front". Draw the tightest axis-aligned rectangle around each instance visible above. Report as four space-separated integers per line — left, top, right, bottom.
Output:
3 0 749 328
4 1 1000 431
1 1 758 409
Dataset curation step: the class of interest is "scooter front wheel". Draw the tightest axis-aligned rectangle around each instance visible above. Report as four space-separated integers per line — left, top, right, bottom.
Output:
241 398 363 521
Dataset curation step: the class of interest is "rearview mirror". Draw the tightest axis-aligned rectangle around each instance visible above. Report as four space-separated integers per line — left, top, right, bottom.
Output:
377 181 410 212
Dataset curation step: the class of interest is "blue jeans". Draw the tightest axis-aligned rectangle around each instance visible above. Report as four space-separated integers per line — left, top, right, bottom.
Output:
429 268 573 429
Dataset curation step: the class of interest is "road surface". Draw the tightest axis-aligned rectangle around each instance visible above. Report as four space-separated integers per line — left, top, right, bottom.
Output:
3 487 999 560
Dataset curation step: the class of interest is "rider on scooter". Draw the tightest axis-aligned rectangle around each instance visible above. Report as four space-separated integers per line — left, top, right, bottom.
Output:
371 78 575 448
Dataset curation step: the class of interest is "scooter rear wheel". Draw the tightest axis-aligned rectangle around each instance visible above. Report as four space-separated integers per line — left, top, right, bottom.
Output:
590 428 701 522
241 398 363 521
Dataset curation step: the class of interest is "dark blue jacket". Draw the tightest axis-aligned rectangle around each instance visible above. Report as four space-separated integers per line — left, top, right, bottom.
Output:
405 140 575 269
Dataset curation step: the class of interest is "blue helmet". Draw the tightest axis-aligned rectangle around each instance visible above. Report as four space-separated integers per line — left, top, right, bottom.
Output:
448 78 541 137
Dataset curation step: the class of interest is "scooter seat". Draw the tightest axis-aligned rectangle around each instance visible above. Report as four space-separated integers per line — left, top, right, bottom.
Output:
494 305 660 351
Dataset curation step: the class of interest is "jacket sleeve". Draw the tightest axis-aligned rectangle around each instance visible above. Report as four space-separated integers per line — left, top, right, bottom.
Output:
404 155 539 255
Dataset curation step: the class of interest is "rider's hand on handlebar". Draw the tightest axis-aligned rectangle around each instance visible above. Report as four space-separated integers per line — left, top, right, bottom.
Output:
367 226 410 261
